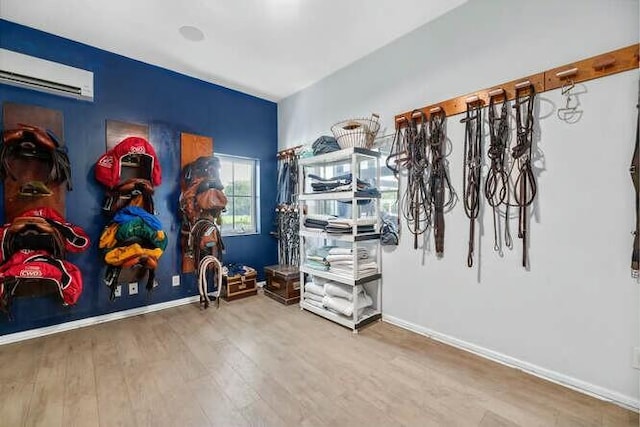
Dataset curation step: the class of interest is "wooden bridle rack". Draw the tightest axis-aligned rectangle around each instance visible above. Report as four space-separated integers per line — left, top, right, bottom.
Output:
395 44 639 126
277 145 301 159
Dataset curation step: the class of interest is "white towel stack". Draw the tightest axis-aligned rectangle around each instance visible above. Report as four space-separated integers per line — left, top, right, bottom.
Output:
322 282 372 317
304 280 325 306
303 278 373 318
325 247 376 276
330 261 378 277
324 282 361 301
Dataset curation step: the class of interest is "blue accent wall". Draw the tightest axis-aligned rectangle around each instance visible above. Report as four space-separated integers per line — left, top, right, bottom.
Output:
0 19 278 335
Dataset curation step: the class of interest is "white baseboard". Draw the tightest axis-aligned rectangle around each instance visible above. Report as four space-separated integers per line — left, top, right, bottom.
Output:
257 280 266 288
382 314 639 412
0 295 201 346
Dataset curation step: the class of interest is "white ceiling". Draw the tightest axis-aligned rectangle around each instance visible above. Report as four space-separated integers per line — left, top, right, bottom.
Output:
1 0 466 101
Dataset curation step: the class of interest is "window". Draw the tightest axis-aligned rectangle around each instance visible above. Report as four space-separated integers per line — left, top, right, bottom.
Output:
218 154 259 235
378 138 399 220
379 166 399 217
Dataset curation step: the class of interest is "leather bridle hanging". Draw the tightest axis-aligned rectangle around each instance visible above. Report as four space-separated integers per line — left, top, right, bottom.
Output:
386 123 406 179
485 92 512 254
509 84 538 268
401 111 431 250
631 80 639 278
461 99 483 267
388 109 455 254
428 109 456 256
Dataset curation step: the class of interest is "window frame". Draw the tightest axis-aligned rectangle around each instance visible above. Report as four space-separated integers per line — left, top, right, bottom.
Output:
217 153 260 237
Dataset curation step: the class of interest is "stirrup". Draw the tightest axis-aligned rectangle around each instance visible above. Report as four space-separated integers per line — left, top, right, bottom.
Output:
19 181 53 197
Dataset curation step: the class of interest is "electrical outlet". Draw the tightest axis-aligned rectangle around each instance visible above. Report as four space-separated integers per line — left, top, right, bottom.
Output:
114 285 122 297
172 275 180 287
633 347 640 370
128 282 138 295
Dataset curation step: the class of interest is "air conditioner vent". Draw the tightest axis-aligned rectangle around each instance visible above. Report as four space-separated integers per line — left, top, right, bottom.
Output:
0 70 83 96
0 48 93 102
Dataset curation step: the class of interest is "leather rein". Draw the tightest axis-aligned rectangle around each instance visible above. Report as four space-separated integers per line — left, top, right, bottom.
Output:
428 110 457 256
509 85 537 268
389 110 456 254
485 94 512 255
631 81 639 278
403 112 432 250
461 100 482 267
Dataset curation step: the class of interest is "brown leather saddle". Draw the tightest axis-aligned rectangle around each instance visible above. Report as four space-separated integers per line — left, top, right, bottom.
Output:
3 217 67 260
1 124 72 191
102 178 155 215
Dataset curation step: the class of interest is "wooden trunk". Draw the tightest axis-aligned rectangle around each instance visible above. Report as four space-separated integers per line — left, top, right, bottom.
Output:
263 264 300 305
223 267 257 301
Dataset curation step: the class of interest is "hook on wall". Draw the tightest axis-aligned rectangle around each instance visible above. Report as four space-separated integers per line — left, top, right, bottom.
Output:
555 67 583 123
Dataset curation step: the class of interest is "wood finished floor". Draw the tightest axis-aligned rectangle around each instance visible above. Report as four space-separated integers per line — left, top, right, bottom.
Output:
0 293 636 427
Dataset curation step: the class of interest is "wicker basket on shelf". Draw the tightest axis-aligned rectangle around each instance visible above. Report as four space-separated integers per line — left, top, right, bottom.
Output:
331 113 381 149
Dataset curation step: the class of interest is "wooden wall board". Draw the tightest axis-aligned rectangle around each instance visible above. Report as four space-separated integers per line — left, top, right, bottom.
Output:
395 43 640 127
2 103 66 221
277 144 301 159
3 102 63 137
395 73 545 124
103 120 152 285
180 132 214 273
105 120 148 150
180 132 213 169
105 119 151 182
545 44 640 91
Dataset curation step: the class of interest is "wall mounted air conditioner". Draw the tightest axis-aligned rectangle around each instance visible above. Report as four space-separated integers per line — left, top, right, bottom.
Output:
0 48 94 102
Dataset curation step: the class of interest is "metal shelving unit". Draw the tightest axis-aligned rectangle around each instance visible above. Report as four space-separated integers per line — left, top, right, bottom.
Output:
298 147 382 332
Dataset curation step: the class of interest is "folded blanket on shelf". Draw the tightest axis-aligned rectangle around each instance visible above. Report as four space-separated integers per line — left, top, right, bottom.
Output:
308 173 373 193
324 282 362 301
338 187 381 201
322 291 373 317
327 218 377 227
305 299 325 309
311 182 350 192
305 259 329 271
306 214 338 222
304 219 329 230
304 281 325 296
312 136 340 155
331 266 378 275
330 262 378 277
325 224 376 234
307 246 336 258
329 260 377 269
328 247 369 256
326 253 368 262
329 260 375 267
304 216 377 234
303 291 323 303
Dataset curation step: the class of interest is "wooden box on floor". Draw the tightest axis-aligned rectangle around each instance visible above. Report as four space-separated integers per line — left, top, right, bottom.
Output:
263 264 300 305
223 267 257 301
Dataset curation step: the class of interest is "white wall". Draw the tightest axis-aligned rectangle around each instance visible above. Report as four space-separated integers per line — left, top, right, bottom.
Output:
279 0 640 408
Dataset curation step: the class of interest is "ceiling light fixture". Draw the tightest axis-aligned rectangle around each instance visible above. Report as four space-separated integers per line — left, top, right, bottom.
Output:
179 25 205 42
